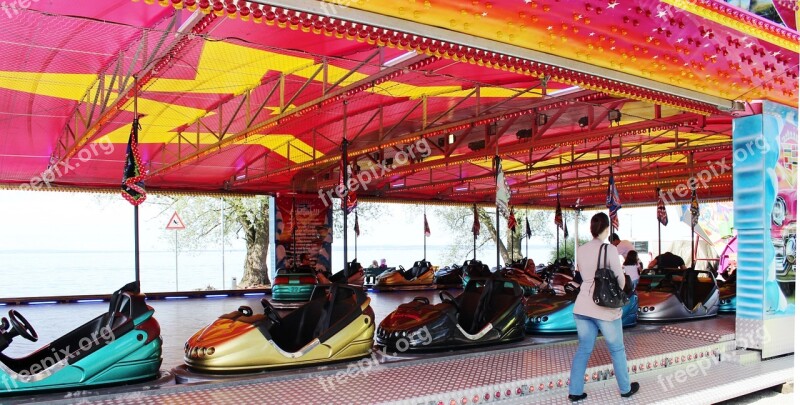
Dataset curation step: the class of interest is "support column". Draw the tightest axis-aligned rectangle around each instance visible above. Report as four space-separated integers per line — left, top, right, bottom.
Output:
732 101 797 358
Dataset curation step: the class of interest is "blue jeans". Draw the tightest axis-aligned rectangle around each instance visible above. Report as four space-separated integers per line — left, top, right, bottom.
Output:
568 314 631 395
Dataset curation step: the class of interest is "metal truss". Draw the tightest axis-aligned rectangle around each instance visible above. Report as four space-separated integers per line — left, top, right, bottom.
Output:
380 113 713 195
49 11 212 170
235 88 595 190
146 50 434 181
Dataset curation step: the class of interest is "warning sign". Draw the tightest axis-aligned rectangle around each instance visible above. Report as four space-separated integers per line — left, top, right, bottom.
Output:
166 211 186 230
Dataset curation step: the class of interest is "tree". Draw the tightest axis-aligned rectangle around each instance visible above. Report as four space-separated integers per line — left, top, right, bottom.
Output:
152 195 269 288
330 200 390 234
434 206 552 265
435 205 586 266
227 197 269 287
549 237 589 263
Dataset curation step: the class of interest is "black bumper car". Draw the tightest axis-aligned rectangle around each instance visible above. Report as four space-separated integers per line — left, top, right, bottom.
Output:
433 263 464 286
460 259 493 288
375 276 525 351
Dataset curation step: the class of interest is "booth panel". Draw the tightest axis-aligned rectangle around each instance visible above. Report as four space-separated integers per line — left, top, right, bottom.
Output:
732 101 797 358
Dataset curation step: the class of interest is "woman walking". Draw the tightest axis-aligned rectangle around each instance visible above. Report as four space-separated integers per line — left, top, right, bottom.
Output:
568 212 639 401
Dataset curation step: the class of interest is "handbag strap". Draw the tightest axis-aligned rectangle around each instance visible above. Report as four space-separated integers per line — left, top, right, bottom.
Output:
590 243 609 291
595 243 609 272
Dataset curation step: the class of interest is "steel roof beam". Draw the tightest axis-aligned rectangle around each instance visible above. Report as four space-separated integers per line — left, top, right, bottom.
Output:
384 135 726 195
145 51 435 180
49 11 197 169
232 88 596 188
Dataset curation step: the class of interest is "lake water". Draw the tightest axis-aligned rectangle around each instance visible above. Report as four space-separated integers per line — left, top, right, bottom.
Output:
0 243 552 298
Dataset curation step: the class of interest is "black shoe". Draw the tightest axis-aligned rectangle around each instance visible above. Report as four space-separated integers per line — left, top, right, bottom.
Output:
568 393 587 402
621 382 639 398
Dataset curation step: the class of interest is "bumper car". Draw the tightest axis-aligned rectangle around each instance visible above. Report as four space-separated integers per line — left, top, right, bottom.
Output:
373 260 434 290
375 276 525 351
327 260 365 286
364 266 391 286
507 258 529 271
537 258 576 288
717 281 737 313
271 265 318 302
185 284 374 372
0 282 162 394
460 259 493 288
495 267 544 296
716 240 737 313
433 264 464 286
637 269 719 321
525 277 638 333
637 267 684 290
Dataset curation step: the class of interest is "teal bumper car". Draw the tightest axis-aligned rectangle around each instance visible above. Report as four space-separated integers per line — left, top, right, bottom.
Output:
271 269 318 302
525 277 638 333
718 278 737 313
0 282 162 394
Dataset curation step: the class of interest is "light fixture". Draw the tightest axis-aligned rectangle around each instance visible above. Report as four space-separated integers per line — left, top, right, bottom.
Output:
382 51 418 68
718 101 747 113
578 116 589 128
468 140 485 151
608 109 622 124
448 133 455 144
536 113 548 126
548 86 581 96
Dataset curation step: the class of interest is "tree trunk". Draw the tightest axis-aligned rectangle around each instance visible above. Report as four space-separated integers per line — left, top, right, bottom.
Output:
238 199 270 287
240 229 268 287
506 227 522 262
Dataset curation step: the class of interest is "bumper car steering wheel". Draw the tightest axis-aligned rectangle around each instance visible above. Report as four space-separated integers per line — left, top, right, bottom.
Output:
439 291 460 311
9 310 38 342
260 299 282 325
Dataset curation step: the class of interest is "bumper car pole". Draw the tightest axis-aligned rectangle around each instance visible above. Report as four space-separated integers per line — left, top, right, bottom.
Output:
473 203 479 261
341 127 350 275
133 77 141 291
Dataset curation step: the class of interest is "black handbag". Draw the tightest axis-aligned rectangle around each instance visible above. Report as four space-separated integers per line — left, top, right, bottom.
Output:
592 244 629 308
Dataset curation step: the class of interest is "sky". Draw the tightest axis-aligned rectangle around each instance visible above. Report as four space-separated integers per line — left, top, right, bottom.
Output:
0 190 214 252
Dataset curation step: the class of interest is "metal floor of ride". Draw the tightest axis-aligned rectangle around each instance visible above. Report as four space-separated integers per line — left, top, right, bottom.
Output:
0 294 793 404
